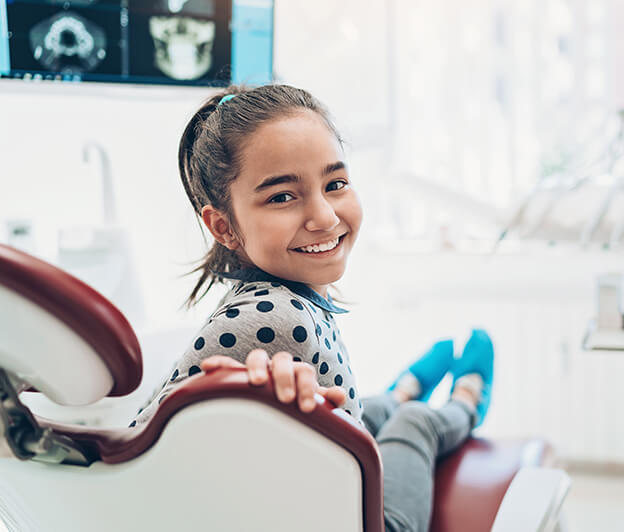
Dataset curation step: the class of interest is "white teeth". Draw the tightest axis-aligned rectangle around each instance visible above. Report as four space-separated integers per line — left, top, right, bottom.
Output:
298 237 340 253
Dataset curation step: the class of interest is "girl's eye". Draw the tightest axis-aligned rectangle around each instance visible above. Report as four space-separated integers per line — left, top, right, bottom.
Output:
326 180 347 192
269 192 294 204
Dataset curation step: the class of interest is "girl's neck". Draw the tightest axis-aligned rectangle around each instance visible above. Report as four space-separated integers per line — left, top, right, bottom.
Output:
307 283 328 298
236 259 329 298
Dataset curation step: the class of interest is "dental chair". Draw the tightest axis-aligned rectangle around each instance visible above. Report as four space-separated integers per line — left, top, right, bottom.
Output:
0 243 570 532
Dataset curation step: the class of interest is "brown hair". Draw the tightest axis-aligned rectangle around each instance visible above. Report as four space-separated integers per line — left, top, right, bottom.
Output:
178 84 343 307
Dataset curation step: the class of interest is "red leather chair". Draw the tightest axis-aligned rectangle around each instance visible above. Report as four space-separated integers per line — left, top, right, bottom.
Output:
0 244 570 532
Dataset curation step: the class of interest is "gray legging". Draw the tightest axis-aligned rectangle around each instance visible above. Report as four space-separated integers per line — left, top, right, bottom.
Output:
361 395 477 532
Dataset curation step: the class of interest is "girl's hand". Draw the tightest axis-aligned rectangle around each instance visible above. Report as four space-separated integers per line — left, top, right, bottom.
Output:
200 349 346 413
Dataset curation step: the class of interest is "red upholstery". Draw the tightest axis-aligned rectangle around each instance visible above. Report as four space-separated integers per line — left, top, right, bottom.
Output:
0 244 142 396
431 437 553 532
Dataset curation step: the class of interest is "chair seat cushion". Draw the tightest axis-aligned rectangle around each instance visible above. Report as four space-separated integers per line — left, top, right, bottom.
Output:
431 437 553 532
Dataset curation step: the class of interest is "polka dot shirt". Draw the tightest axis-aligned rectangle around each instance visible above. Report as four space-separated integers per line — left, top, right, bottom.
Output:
132 276 362 426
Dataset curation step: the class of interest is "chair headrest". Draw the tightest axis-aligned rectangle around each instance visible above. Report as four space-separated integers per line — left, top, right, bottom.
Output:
0 244 142 404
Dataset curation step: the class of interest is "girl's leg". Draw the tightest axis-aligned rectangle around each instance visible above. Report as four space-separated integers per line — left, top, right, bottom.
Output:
379 400 476 532
360 394 401 437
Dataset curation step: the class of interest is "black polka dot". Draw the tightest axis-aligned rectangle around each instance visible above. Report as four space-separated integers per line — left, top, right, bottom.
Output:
158 394 168 404
312 352 320 364
324 338 331 350
349 387 355 399
194 337 205 350
359 400 362 408
347 366 352 374
129 420 137 427
337 353 343 364
270 282 281 287
293 326 307 343
315 324 322 337
226 308 240 318
256 301 274 313
257 327 275 343
309 304 317 313
242 285 258 293
323 320 330 328
254 289 269 297
332 331 336 342
290 299 304 310
345 409 351 415
293 356 302 362
334 374 343 386
189 365 201 376
219 333 236 348
320 362 329 374
170 368 179 381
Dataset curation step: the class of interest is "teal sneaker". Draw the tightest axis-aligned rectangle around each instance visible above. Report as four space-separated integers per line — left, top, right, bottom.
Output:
387 338 454 401
451 329 494 427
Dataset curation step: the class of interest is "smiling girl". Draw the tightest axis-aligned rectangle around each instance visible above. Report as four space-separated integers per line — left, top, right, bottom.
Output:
132 84 494 532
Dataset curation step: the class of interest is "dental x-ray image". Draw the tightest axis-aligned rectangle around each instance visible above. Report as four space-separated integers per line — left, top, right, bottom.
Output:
128 0 230 83
148 17 215 80
131 0 217 18
29 11 107 73
6 0 122 76
2 0 271 85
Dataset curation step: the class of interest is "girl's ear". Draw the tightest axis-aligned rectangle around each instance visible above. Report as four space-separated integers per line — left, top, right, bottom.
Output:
201 205 240 250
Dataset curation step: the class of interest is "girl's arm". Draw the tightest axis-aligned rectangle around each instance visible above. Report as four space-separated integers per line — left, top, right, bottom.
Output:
200 349 347 412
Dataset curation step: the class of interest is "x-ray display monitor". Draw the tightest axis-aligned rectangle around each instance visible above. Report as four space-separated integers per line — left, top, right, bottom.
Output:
0 0 273 86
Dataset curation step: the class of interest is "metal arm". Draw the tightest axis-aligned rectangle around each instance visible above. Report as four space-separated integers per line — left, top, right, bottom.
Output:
0 369 95 466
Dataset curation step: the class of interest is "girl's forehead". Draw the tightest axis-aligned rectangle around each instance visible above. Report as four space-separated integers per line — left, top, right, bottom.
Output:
238 110 344 180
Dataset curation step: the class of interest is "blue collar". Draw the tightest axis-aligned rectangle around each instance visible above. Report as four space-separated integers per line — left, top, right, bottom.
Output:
219 267 348 314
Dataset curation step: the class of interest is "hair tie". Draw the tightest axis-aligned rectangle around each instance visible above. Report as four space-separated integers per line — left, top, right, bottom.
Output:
218 94 236 106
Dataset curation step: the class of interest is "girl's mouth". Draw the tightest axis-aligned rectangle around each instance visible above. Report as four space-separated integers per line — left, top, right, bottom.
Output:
293 234 345 255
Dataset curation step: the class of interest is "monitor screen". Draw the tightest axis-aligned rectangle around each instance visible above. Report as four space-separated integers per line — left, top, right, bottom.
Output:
0 0 273 86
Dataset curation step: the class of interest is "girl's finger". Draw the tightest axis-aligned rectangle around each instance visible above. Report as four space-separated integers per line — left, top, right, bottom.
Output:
200 355 244 372
318 386 347 407
270 351 296 403
245 349 270 385
294 363 318 413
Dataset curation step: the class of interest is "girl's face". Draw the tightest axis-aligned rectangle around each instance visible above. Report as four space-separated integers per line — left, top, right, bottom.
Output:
228 109 362 296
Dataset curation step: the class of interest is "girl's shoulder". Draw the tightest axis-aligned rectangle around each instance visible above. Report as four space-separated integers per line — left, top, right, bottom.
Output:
215 280 319 326
219 281 317 318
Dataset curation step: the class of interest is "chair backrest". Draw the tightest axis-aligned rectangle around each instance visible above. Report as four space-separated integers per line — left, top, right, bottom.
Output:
6 369 386 532
0 244 142 405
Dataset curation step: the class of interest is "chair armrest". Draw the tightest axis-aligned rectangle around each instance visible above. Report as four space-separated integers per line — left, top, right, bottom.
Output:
491 467 571 532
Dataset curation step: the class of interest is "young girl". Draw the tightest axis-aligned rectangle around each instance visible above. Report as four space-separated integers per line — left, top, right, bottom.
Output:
132 84 494 532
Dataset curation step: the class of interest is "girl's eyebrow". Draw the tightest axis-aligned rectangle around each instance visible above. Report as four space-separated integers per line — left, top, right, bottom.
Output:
322 161 346 176
253 161 346 193
254 174 300 192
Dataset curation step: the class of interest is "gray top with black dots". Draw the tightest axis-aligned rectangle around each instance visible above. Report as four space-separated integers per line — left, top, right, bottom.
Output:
132 280 361 425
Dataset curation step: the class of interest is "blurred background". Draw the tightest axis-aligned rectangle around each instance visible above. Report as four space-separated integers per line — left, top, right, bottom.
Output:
1 1 624 529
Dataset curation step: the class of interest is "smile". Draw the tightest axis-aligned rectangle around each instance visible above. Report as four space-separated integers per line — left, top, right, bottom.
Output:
294 235 344 254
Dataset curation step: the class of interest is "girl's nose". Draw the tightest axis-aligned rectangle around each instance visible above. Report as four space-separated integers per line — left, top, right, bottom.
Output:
304 196 340 232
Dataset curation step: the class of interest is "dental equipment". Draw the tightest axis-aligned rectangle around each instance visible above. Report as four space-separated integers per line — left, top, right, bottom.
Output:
0 244 571 532
494 110 624 250
56 141 145 327
583 273 624 351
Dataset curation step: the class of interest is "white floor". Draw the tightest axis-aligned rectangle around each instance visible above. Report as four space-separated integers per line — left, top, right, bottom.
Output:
563 472 624 532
